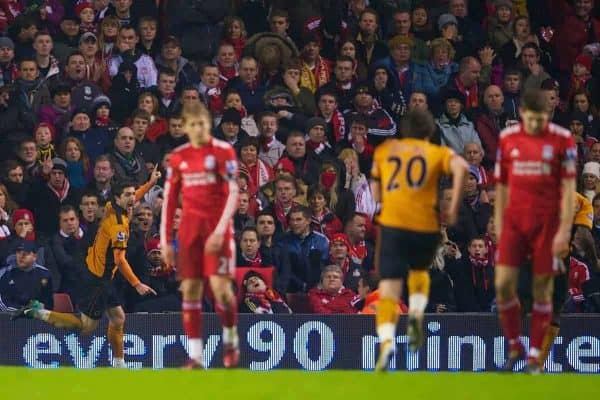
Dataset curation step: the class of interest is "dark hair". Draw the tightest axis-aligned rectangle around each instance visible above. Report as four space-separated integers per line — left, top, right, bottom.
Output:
336 55 354 65
316 89 338 102
34 31 52 40
256 210 275 222
58 205 77 217
521 42 540 57
349 114 369 129
468 236 487 246
503 67 522 79
137 16 157 28
521 89 548 113
274 174 296 188
18 58 37 68
307 183 331 204
131 108 152 122
359 8 379 23
512 15 529 35
286 130 305 143
270 9 289 21
200 63 219 75
360 272 380 291
240 226 259 240
239 136 259 154
112 180 136 198
119 25 137 35
66 51 85 64
288 205 311 220
401 109 436 139
3 160 23 177
158 67 177 78
80 190 99 201
257 111 278 123
593 193 600 205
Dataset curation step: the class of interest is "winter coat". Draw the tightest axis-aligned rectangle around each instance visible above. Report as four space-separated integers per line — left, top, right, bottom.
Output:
413 61 459 106
108 51 158 88
26 179 82 238
0 261 53 311
436 113 481 155
37 104 74 141
308 286 359 314
426 266 457 313
280 231 330 293
260 243 292 295
475 111 508 170
66 128 110 163
155 55 198 91
373 57 416 99
226 76 267 116
445 256 495 312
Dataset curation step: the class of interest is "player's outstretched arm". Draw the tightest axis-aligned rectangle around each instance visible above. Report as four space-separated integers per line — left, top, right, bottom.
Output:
113 248 157 296
445 155 469 226
135 165 162 202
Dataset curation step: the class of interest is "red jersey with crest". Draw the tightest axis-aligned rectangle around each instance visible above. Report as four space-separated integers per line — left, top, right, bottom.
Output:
494 123 577 214
160 139 238 246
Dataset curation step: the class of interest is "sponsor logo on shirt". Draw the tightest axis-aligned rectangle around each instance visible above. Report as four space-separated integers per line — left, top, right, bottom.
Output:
182 172 217 186
512 160 550 176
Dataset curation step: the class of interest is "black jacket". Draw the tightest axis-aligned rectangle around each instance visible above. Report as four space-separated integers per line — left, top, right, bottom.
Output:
426 266 457 313
0 262 53 311
46 231 87 298
259 243 292 295
445 257 495 312
26 179 82 238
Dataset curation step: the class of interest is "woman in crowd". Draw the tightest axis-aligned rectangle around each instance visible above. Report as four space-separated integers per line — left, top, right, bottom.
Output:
59 137 92 189
308 183 343 237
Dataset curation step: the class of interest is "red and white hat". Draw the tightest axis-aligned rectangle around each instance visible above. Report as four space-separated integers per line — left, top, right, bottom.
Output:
12 209 34 227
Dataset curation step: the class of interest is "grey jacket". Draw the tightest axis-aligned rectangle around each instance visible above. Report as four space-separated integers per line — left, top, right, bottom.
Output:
436 113 481 154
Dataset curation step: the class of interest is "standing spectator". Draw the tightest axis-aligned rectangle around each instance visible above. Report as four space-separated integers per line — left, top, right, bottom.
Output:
226 56 266 116
0 240 53 312
239 270 292 314
308 265 358 314
156 115 189 155
276 131 321 186
437 88 481 154
299 33 331 94
37 83 73 140
14 58 51 126
66 109 109 163
108 127 150 186
53 13 80 64
338 148 377 219
426 246 457 313
263 174 299 236
26 158 81 238
48 206 85 299
256 112 285 168
444 57 483 112
59 137 91 189
33 32 59 82
320 56 358 113
413 38 458 110
78 191 99 233
155 36 197 91
354 9 388 68
136 16 160 59
475 85 508 171
280 206 329 293
214 108 250 153
238 137 272 198
308 184 343 237
107 25 157 88
373 35 415 101
255 211 291 294
344 212 374 270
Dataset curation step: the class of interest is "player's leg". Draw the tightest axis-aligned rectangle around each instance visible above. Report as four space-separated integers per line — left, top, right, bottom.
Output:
105 305 126 368
527 273 554 373
374 227 406 372
495 265 524 368
180 278 205 368
539 272 565 368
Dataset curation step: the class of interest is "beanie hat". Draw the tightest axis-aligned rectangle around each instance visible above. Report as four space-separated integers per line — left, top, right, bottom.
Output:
306 116 327 132
438 13 458 30
51 158 68 173
575 54 593 72
12 209 35 227
275 158 295 175
583 161 600 179
92 95 112 112
0 36 15 50
145 238 161 254
75 1 94 15
221 108 242 126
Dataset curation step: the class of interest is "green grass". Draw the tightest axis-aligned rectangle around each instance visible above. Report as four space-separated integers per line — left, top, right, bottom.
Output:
0 368 598 400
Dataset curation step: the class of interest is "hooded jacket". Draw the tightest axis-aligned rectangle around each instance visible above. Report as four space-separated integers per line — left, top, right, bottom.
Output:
436 113 481 155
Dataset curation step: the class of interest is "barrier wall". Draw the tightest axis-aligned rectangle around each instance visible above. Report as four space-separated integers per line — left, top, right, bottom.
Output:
1 313 599 372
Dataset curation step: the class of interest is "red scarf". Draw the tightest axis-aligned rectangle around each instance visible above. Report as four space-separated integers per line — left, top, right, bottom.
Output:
206 87 223 115
349 240 367 265
312 56 331 89
484 233 496 266
469 255 490 291
95 116 110 127
242 251 262 268
240 160 272 197
323 109 345 143
455 77 479 109
224 38 246 61
48 179 70 202
245 288 285 311
218 63 238 89
274 201 296 231
568 73 591 101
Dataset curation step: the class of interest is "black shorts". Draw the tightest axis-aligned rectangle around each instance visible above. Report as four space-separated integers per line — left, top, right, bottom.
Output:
376 226 441 279
75 273 122 320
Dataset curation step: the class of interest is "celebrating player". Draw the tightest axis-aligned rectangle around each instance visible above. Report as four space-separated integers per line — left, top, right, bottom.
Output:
370 109 468 371
161 103 240 369
12 172 160 368
494 89 577 374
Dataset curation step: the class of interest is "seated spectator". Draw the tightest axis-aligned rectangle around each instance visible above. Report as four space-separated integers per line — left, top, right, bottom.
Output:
463 166 493 235
463 142 489 188
336 116 374 177
136 16 160 58
316 90 345 146
157 115 189 155
2 161 28 207
317 161 356 222
215 108 251 154
17 138 41 180
91 95 119 139
338 148 376 219
308 184 343 238
59 137 92 189
413 38 458 108
234 192 255 238
130 109 160 165
215 42 239 89
53 13 80 63
445 236 495 312
27 159 82 239
436 88 481 155
542 79 568 128
108 25 157 88
275 131 321 186
581 162 600 202
237 227 276 270
34 123 57 165
109 127 150 186
372 64 407 123
262 174 300 236
226 56 266 116
199 64 225 119
344 212 374 271
239 270 292 314
133 203 157 241
255 211 291 294
440 187 477 250
0 37 18 87
305 117 335 162
78 33 106 87
256 111 285 167
520 42 552 92
155 36 197 92
487 0 514 50
62 52 103 110
264 86 309 142
299 32 331 94
223 89 259 137
86 155 114 205
328 233 365 292
47 206 85 299
107 60 141 124
502 68 522 123
0 240 53 312
280 206 329 293
320 56 359 113
308 265 358 314
37 83 74 141
155 68 179 118
280 58 316 116
356 273 408 314
222 16 247 61
66 109 110 163
15 58 51 127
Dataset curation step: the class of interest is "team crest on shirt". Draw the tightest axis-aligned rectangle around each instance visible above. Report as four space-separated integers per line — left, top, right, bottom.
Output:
225 160 238 175
117 231 127 242
542 145 554 160
510 148 520 158
205 155 216 170
179 161 188 170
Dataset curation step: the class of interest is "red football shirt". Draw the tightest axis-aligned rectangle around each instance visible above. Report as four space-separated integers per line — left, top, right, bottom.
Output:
494 122 577 214
160 138 238 246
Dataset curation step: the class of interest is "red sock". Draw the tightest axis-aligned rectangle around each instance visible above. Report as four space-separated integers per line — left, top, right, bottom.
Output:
497 296 523 352
215 301 237 328
529 302 553 361
182 300 202 338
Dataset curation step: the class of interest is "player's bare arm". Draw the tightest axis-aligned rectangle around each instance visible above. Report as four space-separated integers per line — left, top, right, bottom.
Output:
113 248 157 296
445 155 469 226
135 165 162 202
494 184 508 240
553 178 576 258
369 179 381 204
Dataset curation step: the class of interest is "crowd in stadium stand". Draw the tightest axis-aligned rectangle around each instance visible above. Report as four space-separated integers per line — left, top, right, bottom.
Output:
0 0 599 315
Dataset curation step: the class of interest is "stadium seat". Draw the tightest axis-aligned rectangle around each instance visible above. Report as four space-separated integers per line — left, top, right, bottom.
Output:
235 267 274 301
53 293 74 313
286 293 311 314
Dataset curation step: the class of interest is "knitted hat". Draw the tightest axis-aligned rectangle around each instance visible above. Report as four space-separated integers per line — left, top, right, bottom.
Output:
329 233 351 249
75 1 94 15
145 238 161 254
92 94 112 112
71 108 90 120
12 209 35 227
583 161 600 179
0 36 14 50
575 54 593 72
51 158 68 173
468 164 481 181
79 32 97 45
221 108 242 126
306 116 327 132
494 0 514 10
438 13 458 30
275 158 295 175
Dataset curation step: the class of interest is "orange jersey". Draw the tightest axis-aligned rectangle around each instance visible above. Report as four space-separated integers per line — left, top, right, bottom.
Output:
574 192 593 229
371 138 454 232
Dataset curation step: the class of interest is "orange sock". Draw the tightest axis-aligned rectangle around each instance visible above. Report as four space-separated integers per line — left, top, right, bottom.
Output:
539 324 560 365
108 324 124 359
376 297 399 342
47 312 83 330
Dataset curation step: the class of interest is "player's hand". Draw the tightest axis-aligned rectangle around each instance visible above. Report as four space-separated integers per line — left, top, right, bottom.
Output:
552 230 570 258
443 209 459 226
162 243 176 266
149 164 161 185
205 232 224 254
135 283 157 296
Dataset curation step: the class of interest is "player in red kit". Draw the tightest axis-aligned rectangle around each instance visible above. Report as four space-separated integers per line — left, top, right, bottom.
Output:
494 90 577 374
160 103 240 369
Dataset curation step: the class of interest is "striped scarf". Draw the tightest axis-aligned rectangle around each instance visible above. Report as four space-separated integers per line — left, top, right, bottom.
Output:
300 57 331 93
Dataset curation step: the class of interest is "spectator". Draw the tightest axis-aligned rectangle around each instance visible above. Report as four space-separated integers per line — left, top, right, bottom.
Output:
66 109 109 163
328 233 365 292
344 212 374 270
336 116 374 177
234 191 255 237
338 148 377 219
581 161 600 202
444 57 483 112
502 68 522 122
572 91 600 139
33 32 59 82
448 0 485 53
305 117 335 162
106 60 141 124
487 0 514 50
263 174 299 235
34 123 56 165
308 184 343 237
222 16 247 61
17 138 41 180
281 58 316 116
499 16 547 69
53 12 80 63
133 203 156 241
256 111 285 168
239 270 292 314
108 25 157 88
238 137 272 198
437 88 481 155
76 1 97 35
317 161 356 221
387 8 429 62
134 92 168 142
198 64 224 118
321 56 358 112
268 9 291 38
2 161 28 206
215 108 250 153
371 64 407 123
475 85 508 170
520 43 551 91
223 89 258 136
0 37 18 87
91 94 119 138
59 137 92 189
154 68 179 118
0 240 53 312
27 158 81 238
464 142 489 187
445 236 495 312
237 227 273 269
276 131 321 186
98 16 119 59
47 205 85 299
156 115 188 155
316 90 346 146
226 56 266 116
542 79 568 128
299 33 331 94
255 211 291 294
62 52 102 110
413 38 458 109
440 186 478 249
426 246 457 313
567 55 594 102
308 265 358 314
78 33 105 87
374 35 415 101
264 86 308 142
280 206 329 293
338 39 368 82
354 8 388 68
136 16 160 59
130 109 160 164
86 155 114 205
109 127 150 186
78 191 99 233
14 58 51 126
437 13 469 63
215 42 238 89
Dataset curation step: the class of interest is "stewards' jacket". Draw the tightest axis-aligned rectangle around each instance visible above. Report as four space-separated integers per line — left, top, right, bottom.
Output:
0 261 53 311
